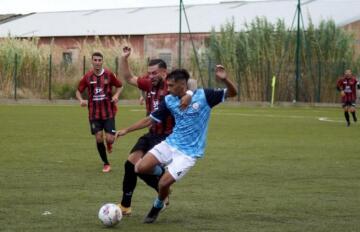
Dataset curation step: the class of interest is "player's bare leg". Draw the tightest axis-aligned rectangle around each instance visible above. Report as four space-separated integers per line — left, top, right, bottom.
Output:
135 152 161 175
105 132 115 154
158 172 175 202
143 172 175 223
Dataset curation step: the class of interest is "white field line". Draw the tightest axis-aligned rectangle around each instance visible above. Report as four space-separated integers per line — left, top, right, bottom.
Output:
130 109 146 112
212 112 312 119
130 109 344 123
212 112 344 123
317 117 344 123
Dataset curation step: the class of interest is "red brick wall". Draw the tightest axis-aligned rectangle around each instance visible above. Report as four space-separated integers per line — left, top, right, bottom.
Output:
36 33 210 68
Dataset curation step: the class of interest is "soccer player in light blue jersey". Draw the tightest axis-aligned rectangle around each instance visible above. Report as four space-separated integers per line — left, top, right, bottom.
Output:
115 65 237 223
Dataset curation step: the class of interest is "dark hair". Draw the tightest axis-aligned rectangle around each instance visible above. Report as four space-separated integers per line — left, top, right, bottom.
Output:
92 52 103 59
148 59 167 69
166 69 190 82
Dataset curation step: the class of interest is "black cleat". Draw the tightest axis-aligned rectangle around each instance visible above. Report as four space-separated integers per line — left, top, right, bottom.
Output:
143 205 163 224
347 121 351 127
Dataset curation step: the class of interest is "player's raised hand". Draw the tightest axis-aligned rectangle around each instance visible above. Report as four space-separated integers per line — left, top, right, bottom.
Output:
122 46 131 59
215 65 227 81
180 93 192 110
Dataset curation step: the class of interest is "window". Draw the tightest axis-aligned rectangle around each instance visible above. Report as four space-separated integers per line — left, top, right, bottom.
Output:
62 52 72 65
158 53 172 68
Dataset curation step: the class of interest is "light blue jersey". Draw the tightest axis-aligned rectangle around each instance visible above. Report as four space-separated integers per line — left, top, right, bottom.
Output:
150 88 226 158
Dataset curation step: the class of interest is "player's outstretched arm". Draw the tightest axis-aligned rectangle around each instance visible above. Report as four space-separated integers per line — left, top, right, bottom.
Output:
120 46 138 87
215 65 237 98
115 116 153 138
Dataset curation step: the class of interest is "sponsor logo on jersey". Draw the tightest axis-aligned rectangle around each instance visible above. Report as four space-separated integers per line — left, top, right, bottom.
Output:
192 102 200 110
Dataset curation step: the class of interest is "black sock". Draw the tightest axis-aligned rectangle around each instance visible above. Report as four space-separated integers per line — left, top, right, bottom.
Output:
344 112 350 124
138 174 160 192
121 161 137 207
351 112 357 122
96 142 109 165
137 167 164 193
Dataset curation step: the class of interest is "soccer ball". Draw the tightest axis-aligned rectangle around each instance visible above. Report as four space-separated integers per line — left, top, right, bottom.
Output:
98 203 122 227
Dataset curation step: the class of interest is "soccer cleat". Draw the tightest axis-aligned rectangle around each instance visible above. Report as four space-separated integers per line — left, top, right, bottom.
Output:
102 164 111 173
118 204 132 216
347 121 351 127
143 205 163 224
106 143 113 154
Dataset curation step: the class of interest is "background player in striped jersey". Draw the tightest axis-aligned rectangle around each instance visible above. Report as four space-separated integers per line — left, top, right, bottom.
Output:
117 46 195 215
336 69 359 126
76 52 122 173
116 65 237 223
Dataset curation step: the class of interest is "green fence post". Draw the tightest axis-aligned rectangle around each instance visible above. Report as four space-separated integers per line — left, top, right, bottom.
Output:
178 0 182 68
115 56 119 77
267 60 271 102
317 59 321 102
49 54 52 100
207 57 212 88
83 56 86 75
13 53 18 101
236 71 241 102
207 57 216 88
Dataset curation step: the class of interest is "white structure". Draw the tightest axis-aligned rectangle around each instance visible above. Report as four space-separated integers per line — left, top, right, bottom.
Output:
0 0 360 37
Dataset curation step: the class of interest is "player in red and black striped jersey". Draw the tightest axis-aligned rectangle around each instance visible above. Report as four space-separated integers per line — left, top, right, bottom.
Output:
76 52 123 172
117 47 194 215
336 69 359 127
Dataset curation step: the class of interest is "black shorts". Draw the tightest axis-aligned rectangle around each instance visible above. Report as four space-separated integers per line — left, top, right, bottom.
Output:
130 132 168 154
89 118 115 135
342 101 356 108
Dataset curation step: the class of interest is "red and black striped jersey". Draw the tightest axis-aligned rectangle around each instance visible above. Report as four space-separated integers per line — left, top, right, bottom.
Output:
137 75 174 135
337 76 358 102
78 68 122 120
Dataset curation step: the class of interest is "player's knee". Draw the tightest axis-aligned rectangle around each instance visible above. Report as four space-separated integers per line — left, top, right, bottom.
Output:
135 161 154 174
105 135 115 144
95 132 103 142
134 162 144 174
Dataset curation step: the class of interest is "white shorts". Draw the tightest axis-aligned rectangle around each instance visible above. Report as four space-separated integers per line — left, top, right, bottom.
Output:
149 141 196 181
